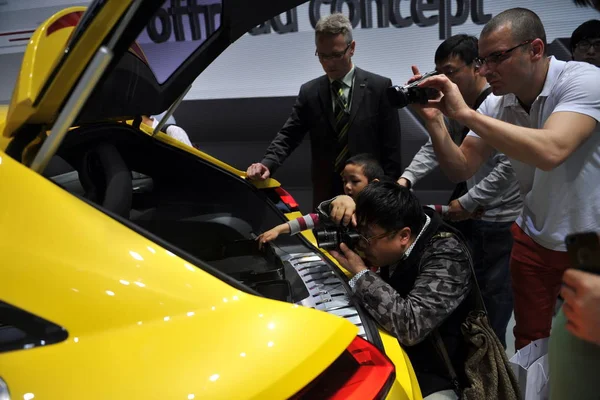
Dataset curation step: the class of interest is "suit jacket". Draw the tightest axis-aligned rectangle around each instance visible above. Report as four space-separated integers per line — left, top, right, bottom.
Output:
260 67 402 209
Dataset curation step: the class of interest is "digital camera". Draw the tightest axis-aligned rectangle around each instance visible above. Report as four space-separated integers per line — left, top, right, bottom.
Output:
313 203 361 251
386 70 440 109
315 225 361 251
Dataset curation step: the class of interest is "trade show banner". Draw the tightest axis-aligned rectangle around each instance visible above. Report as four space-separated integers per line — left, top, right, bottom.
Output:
0 0 596 102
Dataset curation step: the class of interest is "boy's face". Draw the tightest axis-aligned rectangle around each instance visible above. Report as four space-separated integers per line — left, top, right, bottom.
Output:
341 164 370 199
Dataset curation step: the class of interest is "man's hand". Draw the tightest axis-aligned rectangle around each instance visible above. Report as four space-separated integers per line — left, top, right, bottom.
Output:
561 268 600 346
472 206 485 220
444 199 474 222
417 72 472 123
246 163 271 180
330 243 368 275
397 177 411 188
329 195 357 226
408 66 444 123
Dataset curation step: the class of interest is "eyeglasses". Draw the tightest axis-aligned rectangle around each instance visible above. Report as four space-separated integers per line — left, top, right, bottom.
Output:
357 230 396 245
316 43 351 60
436 63 469 76
576 40 600 52
474 40 534 68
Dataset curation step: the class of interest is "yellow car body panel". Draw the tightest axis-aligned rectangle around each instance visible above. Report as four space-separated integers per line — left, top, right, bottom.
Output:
3 3 132 137
137 120 282 189
0 151 358 399
0 1 422 398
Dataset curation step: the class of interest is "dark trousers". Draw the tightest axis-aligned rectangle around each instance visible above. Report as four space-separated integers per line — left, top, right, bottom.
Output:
471 220 514 348
454 219 514 348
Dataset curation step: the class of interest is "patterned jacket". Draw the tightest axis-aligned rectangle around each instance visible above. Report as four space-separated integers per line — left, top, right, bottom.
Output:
352 211 472 347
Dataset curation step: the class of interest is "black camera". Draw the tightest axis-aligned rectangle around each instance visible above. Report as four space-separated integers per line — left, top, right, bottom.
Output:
315 226 361 251
386 70 440 109
312 201 361 250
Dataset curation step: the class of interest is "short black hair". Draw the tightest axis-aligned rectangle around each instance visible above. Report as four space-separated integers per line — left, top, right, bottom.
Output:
570 19 600 52
434 34 479 65
481 8 547 52
355 181 425 237
573 0 600 11
345 153 384 181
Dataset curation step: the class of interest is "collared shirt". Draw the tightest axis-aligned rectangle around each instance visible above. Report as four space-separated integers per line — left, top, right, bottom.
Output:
329 65 356 112
467 57 600 251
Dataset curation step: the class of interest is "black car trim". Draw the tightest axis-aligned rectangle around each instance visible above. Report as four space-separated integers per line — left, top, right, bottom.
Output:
0 300 68 353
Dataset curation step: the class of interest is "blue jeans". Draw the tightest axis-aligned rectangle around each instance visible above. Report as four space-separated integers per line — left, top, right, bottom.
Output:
466 220 515 348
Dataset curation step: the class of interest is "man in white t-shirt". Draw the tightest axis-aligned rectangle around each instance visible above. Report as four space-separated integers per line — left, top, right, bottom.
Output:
410 7 600 350
142 113 193 147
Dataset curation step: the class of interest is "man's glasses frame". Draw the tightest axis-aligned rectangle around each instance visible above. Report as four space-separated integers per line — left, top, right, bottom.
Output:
357 230 397 245
436 63 470 76
316 43 351 60
474 39 534 68
575 39 600 52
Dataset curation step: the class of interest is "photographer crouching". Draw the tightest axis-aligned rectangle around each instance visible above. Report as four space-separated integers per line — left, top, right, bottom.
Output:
330 181 472 400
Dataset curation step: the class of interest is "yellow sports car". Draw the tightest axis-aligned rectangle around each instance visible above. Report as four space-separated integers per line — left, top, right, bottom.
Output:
0 1 422 399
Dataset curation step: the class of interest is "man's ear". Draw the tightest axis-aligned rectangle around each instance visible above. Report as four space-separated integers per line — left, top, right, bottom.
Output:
396 227 412 244
531 38 545 61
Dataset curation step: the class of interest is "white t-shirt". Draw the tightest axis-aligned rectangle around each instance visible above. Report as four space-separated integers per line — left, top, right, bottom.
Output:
150 116 193 147
467 57 600 251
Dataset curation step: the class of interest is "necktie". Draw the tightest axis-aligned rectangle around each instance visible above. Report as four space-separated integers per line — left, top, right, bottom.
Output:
331 80 351 174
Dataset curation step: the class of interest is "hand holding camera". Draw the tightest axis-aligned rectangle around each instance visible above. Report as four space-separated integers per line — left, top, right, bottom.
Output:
387 66 472 126
387 67 441 110
314 195 361 251
410 66 473 124
329 243 368 276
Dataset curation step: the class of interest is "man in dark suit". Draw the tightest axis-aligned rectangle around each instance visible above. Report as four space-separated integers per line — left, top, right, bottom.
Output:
246 13 402 209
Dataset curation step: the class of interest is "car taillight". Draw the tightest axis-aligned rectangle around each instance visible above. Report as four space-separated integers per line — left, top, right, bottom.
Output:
291 335 395 400
274 187 300 211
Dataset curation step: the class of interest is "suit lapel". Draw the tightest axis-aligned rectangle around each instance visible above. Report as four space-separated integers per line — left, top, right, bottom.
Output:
348 67 367 129
318 76 336 131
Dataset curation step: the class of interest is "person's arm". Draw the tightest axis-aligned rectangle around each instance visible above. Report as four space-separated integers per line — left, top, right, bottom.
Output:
401 117 463 187
457 152 517 212
331 237 471 346
420 73 600 172
400 137 439 187
256 223 290 249
287 213 320 235
378 78 403 179
424 109 495 183
165 125 193 147
457 109 597 171
260 85 311 175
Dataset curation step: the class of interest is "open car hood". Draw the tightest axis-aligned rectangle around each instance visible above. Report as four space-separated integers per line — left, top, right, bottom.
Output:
3 0 308 137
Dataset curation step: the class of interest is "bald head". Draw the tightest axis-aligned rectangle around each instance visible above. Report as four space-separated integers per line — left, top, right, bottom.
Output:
481 8 547 52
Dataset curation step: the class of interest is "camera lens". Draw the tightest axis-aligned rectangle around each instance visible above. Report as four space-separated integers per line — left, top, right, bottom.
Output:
386 86 410 109
315 228 340 250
